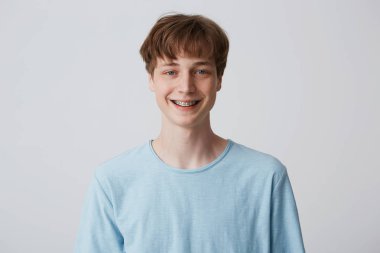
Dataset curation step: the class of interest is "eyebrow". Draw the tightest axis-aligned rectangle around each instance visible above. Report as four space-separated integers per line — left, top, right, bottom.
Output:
193 61 212 66
159 61 212 67
161 62 179 67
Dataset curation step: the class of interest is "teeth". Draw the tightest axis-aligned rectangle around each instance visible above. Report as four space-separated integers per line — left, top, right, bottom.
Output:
173 100 199 107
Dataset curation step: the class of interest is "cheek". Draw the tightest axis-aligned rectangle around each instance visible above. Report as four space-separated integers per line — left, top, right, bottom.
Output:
202 84 218 94
155 86 172 99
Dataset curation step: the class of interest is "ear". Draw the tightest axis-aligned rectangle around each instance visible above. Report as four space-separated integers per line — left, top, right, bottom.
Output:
216 77 222 92
148 74 155 92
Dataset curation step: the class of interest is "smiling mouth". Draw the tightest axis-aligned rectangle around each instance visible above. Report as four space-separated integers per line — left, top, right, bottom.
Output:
170 100 201 107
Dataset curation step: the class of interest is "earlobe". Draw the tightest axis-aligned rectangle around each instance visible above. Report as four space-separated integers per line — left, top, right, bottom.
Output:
216 78 222 91
148 75 155 92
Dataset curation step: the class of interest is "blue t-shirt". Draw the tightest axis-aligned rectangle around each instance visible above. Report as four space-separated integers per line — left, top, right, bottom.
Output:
74 139 305 252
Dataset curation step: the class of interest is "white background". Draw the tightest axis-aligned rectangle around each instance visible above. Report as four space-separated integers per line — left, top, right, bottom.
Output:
1 0 379 252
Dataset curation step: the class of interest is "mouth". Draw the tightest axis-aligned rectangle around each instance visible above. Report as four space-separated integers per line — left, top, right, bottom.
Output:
170 99 201 107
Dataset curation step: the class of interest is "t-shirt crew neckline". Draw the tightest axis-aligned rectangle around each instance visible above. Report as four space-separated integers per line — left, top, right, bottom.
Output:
148 139 233 174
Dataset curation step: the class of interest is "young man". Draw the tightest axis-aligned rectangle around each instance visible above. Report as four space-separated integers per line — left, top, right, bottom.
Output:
74 14 305 253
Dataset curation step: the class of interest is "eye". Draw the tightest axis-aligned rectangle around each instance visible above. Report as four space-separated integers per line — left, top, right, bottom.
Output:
165 70 176 76
195 69 208 75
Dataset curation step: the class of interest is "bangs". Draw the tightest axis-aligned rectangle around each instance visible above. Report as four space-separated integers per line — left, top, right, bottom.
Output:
156 27 215 61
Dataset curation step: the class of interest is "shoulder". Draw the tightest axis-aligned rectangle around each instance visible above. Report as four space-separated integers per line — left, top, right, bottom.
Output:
229 139 287 180
94 141 150 185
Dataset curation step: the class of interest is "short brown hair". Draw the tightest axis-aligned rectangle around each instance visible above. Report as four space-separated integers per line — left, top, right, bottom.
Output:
140 13 229 78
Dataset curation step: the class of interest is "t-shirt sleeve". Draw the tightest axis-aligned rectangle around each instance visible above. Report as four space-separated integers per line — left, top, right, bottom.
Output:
271 167 305 253
74 172 124 253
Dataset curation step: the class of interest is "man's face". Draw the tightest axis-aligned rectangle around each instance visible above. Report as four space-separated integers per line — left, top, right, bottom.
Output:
149 55 222 129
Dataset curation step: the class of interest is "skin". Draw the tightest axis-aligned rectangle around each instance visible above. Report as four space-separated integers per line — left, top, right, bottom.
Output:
148 54 228 169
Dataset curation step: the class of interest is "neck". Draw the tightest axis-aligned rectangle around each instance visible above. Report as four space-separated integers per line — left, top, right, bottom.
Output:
151 116 228 169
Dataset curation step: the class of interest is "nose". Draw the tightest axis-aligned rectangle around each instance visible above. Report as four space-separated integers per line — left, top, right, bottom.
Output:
178 72 195 93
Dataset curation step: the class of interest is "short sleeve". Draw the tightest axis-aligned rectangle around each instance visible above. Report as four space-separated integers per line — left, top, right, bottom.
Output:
74 172 124 253
271 168 305 253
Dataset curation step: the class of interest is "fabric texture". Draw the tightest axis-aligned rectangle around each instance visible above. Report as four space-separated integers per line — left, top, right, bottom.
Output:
74 139 305 252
